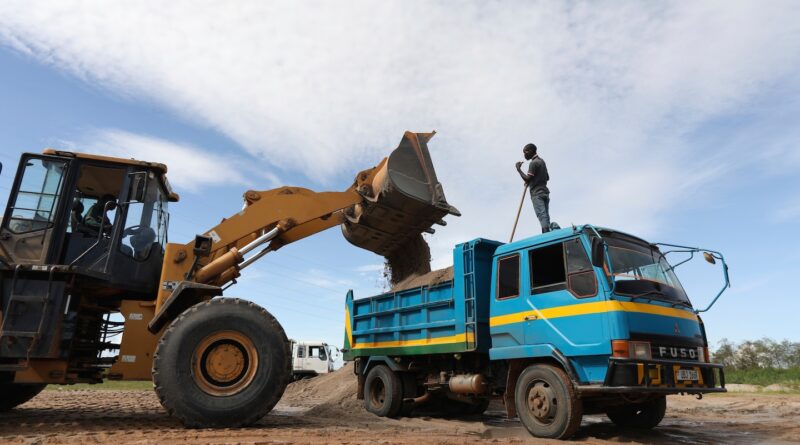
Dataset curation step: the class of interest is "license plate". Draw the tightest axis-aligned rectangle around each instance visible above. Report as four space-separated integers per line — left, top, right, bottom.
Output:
676 369 699 381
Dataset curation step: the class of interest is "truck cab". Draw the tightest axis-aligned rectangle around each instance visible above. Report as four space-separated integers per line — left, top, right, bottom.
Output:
291 340 337 379
489 226 724 403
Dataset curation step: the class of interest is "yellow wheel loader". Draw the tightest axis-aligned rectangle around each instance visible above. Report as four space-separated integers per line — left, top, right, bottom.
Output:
0 131 458 426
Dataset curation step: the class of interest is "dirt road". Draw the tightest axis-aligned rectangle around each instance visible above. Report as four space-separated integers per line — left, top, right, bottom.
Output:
1 368 798 445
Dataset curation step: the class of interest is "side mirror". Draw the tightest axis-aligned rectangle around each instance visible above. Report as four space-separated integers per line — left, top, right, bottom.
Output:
128 171 148 203
591 238 606 268
703 252 716 264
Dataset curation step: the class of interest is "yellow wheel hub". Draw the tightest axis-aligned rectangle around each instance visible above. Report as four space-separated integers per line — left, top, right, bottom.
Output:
193 331 258 396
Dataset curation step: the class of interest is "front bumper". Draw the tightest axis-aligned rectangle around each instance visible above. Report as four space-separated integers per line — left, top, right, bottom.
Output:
577 357 726 395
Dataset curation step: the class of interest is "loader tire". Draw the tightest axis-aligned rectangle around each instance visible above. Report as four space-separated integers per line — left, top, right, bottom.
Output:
606 395 666 429
152 298 291 428
363 365 403 418
515 364 582 439
0 383 46 411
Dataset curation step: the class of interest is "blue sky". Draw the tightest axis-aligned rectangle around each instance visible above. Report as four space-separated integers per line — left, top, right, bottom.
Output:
0 2 798 350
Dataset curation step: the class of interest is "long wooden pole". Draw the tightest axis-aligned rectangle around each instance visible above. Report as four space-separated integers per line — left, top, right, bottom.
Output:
509 183 529 243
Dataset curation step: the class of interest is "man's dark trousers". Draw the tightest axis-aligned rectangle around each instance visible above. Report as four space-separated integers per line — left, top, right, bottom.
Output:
530 188 550 232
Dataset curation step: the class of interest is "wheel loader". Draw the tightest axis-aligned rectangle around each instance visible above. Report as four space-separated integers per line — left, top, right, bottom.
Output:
0 131 459 427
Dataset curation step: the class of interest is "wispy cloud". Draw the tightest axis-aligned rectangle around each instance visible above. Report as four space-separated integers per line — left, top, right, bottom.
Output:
1 1 798 262
55 129 281 193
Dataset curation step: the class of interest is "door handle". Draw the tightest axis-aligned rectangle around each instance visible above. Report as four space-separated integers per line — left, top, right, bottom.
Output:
524 314 538 321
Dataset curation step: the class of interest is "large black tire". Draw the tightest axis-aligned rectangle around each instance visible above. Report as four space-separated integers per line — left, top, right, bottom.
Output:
515 364 583 439
606 396 667 429
0 383 46 411
363 365 403 418
152 298 291 428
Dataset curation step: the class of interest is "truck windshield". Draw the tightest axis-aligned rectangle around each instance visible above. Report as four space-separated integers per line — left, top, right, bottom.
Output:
605 236 691 306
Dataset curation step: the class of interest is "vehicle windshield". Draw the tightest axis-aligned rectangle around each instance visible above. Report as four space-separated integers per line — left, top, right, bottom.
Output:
604 235 691 306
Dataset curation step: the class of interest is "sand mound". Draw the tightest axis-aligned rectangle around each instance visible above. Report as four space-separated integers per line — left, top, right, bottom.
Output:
390 266 454 292
281 363 371 419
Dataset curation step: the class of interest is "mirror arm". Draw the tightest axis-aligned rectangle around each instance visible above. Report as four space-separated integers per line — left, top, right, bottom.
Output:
655 243 730 314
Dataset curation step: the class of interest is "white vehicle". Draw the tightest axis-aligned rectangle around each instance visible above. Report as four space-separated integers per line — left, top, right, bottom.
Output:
290 340 338 380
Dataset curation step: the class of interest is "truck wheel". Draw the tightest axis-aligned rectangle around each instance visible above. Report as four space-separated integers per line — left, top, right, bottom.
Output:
152 298 291 428
0 383 46 411
606 396 666 429
363 365 402 417
514 364 582 439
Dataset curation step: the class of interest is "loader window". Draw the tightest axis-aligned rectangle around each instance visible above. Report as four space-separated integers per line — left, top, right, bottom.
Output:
530 242 567 294
6 157 66 233
497 254 520 300
120 173 168 261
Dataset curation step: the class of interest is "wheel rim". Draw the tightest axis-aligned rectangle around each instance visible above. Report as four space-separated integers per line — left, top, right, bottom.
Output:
193 330 258 396
527 380 557 424
369 378 386 409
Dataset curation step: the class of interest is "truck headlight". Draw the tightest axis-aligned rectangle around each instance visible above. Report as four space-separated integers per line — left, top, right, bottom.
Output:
630 341 651 360
697 346 708 363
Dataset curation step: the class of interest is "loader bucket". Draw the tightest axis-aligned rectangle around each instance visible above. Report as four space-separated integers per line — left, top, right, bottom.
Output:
341 131 460 257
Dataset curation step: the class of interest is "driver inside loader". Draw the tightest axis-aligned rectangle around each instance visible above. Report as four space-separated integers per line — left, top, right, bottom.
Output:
83 193 117 234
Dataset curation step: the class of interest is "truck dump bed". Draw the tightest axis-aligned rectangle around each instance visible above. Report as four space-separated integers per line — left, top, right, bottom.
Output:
343 238 502 359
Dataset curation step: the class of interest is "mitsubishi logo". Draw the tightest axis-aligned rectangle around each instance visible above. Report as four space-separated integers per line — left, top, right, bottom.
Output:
674 322 681 334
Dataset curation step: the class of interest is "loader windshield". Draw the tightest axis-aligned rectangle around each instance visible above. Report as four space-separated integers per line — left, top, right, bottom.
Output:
605 236 691 306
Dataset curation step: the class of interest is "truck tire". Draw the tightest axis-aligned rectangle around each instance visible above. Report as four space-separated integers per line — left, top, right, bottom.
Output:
152 298 291 428
0 383 46 411
514 364 582 439
606 395 666 429
363 365 403 418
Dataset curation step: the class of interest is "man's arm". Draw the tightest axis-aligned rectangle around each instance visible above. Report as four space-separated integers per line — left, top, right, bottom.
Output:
515 161 531 182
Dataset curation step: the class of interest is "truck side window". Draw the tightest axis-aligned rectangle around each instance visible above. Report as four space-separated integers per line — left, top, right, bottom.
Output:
566 238 597 298
297 346 305 358
530 243 567 294
497 254 520 299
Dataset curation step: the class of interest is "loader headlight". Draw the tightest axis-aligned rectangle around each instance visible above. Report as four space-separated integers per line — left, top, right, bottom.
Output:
630 341 652 360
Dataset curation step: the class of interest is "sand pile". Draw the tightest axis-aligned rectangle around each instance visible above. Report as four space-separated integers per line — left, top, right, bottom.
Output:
281 363 370 419
390 266 454 292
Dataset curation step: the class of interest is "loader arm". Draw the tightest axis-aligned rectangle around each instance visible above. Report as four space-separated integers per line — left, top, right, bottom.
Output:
148 131 458 333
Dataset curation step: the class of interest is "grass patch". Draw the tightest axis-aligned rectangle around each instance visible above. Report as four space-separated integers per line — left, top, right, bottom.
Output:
726 368 800 391
47 380 153 391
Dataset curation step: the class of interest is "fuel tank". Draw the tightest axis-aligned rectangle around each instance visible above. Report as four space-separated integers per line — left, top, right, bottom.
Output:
341 131 460 257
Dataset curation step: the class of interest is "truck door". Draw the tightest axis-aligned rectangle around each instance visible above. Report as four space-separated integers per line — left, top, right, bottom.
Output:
524 238 607 356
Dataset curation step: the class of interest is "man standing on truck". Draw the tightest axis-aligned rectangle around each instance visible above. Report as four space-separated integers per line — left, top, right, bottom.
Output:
515 143 552 233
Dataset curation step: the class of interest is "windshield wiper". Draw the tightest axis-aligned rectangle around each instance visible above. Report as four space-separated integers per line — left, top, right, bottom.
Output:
616 290 692 308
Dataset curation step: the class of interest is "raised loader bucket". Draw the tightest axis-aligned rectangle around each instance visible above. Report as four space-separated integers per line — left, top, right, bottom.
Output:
341 131 460 257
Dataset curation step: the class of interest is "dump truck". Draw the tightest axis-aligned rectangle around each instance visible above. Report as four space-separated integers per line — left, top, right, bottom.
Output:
291 339 338 380
343 225 729 439
0 131 459 427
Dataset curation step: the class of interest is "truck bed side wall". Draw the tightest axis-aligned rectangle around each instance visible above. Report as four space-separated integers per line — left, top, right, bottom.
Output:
344 238 501 360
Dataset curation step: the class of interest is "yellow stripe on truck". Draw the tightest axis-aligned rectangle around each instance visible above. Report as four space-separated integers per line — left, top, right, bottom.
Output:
345 306 354 347
352 332 475 349
489 300 697 328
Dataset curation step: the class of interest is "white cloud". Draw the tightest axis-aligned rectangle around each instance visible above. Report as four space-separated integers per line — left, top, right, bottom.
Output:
60 129 281 193
1 1 798 262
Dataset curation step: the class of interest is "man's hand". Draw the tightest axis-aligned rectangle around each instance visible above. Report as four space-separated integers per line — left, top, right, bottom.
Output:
515 161 523 170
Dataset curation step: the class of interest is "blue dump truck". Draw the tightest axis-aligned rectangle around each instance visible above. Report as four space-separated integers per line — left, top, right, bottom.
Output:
343 225 729 439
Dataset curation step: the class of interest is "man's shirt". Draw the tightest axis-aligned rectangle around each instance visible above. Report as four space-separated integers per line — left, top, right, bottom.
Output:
527 155 549 193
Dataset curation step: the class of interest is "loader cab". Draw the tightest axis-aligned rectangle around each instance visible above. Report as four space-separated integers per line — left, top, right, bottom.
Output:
0 150 176 297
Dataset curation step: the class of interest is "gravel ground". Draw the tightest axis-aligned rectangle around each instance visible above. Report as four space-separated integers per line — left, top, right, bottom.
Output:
1 366 798 445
